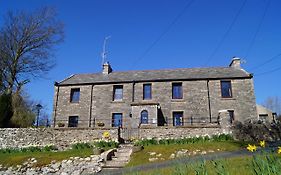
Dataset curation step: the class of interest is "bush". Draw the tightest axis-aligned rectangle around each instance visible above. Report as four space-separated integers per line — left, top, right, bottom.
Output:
232 121 281 141
0 93 13 127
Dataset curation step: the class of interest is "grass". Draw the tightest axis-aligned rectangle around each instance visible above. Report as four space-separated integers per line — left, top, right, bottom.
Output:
0 140 119 167
0 148 94 167
127 154 281 175
129 156 253 175
127 140 247 167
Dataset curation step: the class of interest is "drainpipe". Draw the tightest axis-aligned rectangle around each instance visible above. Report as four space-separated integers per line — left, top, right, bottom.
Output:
89 84 94 127
132 81 135 102
207 80 212 123
53 82 60 127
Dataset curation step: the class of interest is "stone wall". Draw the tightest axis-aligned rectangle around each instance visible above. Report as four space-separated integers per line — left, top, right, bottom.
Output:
0 128 118 149
0 126 233 149
138 126 231 139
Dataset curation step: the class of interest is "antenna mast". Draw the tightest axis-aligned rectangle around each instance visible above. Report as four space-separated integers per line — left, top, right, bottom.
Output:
101 36 111 66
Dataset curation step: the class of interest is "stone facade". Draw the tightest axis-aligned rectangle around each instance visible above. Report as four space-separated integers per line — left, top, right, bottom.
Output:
256 104 276 123
53 58 257 130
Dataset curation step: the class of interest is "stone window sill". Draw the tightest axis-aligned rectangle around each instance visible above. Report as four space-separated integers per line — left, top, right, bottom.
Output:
171 99 185 102
111 100 125 103
69 102 79 104
221 98 236 100
142 99 153 101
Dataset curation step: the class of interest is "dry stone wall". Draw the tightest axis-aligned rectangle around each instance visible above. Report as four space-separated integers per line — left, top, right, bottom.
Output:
0 126 232 149
138 126 231 139
0 128 118 149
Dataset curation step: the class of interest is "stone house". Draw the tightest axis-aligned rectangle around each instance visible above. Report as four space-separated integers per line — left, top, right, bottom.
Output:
53 57 257 128
256 104 277 123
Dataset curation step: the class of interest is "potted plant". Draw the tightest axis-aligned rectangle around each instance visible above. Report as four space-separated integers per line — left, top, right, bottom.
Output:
58 122 65 127
97 122 105 127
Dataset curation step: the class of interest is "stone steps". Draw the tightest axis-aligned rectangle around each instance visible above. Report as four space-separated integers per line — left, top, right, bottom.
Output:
101 144 133 170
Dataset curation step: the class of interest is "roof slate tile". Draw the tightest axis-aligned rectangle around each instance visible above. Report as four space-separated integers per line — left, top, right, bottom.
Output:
58 67 251 85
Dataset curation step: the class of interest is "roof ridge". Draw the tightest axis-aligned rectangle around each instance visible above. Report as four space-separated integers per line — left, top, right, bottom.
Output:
58 74 76 84
72 66 231 76
57 67 251 85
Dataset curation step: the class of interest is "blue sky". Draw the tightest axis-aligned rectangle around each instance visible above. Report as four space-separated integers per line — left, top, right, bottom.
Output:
1 0 281 116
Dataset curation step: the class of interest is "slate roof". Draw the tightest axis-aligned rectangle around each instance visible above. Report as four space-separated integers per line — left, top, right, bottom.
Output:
58 67 252 85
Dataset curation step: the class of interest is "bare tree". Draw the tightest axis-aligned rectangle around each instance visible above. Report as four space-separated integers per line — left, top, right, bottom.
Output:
38 111 52 127
0 7 64 94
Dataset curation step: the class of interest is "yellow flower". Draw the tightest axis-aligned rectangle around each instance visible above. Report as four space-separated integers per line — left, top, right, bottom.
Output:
259 140 265 148
103 131 110 138
247 144 257 152
278 147 281 154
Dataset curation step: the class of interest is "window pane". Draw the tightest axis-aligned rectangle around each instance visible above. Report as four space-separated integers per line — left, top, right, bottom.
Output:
68 116 78 127
143 84 152 100
172 83 182 99
70 89 80 103
221 81 232 98
141 110 148 124
173 112 183 126
112 113 122 127
229 110 234 124
114 86 123 100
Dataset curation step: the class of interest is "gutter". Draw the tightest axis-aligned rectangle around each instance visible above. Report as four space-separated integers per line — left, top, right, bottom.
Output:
89 84 94 127
56 76 253 87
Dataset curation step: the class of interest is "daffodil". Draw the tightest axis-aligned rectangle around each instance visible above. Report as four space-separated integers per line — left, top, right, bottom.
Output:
259 140 265 148
103 131 110 138
278 147 281 154
247 144 257 152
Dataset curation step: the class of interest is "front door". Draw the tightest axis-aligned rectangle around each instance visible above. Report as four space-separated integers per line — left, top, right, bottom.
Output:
112 113 122 127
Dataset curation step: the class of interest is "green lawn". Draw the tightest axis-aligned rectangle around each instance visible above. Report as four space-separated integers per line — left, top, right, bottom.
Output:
128 156 253 175
0 148 94 167
128 154 281 175
127 141 247 167
0 141 119 167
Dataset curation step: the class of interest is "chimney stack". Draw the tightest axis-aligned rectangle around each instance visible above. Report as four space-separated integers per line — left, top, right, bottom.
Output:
102 62 112 75
229 57 241 69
